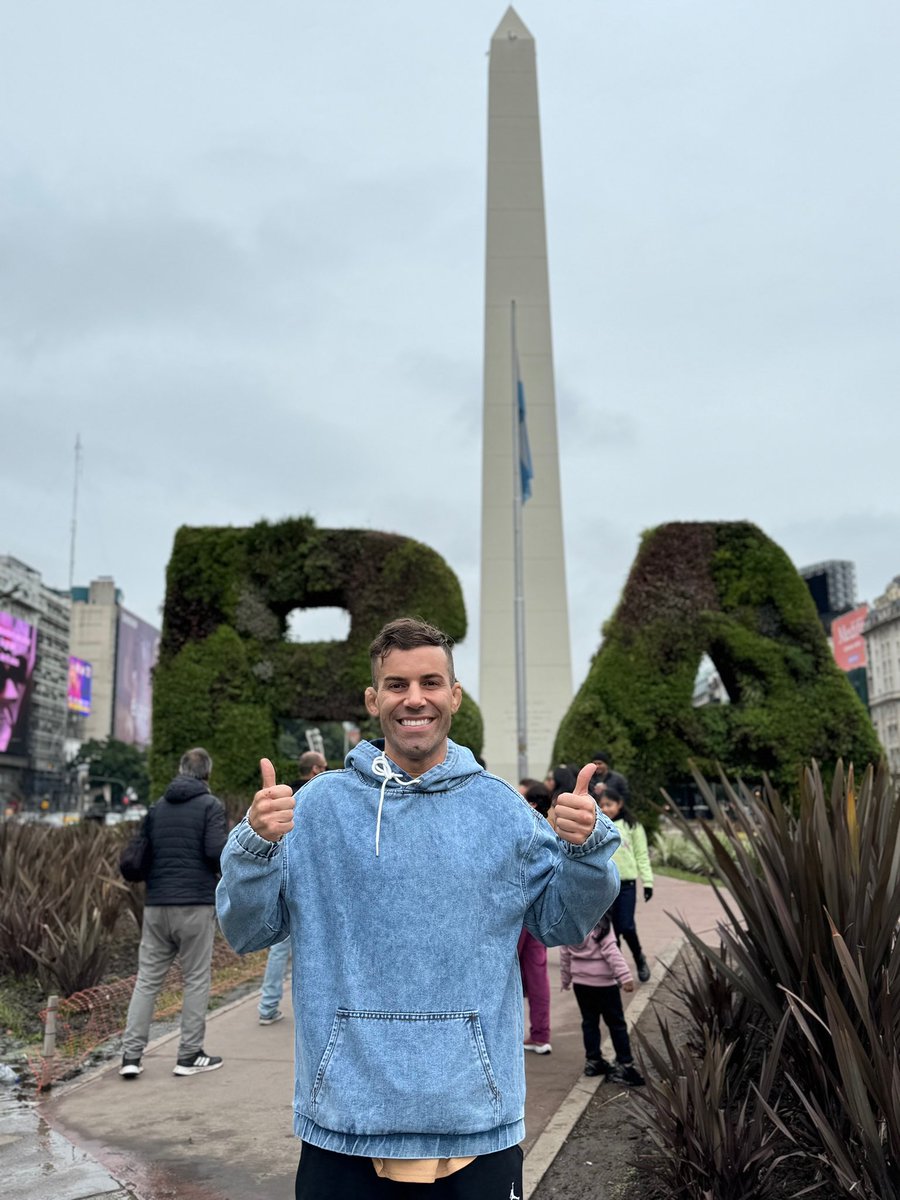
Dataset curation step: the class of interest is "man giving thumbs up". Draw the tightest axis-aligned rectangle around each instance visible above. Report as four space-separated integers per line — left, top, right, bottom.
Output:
217 617 620 1200
247 757 296 842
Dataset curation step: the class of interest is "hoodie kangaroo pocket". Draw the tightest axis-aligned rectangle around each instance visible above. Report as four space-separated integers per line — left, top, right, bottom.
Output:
310 1009 502 1136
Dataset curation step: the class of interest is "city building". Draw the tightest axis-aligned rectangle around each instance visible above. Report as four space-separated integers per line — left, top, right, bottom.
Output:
0 555 71 808
69 578 160 749
69 578 120 744
799 560 857 631
863 577 900 776
691 653 730 708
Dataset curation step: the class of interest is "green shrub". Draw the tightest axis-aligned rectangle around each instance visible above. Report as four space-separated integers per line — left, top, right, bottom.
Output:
652 825 742 877
553 522 881 819
151 519 483 796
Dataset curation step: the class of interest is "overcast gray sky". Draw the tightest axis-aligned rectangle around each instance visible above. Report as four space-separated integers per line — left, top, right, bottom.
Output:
3 1 899 700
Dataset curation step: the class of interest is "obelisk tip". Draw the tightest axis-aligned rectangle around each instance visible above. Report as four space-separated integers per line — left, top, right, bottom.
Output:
491 6 534 43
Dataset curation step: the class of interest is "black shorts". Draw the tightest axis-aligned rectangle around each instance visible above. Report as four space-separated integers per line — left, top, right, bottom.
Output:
295 1142 524 1199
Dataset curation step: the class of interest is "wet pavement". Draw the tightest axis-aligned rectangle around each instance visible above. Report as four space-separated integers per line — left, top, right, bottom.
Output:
19 874 725 1200
0 1093 136 1199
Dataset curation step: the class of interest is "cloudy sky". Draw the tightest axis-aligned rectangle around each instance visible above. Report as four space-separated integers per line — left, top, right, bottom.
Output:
3 1 899 699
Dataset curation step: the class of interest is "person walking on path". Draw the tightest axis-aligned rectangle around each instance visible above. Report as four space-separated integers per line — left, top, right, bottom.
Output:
518 781 554 1054
258 750 327 1025
518 928 552 1054
596 786 654 982
560 913 645 1086
120 747 227 1079
217 617 621 1200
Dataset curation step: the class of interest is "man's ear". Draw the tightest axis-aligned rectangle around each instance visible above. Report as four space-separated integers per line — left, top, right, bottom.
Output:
450 681 463 714
364 686 379 718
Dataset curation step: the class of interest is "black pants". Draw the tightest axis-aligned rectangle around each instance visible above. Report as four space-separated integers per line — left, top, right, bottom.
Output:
295 1142 524 1199
572 982 632 1064
608 879 644 965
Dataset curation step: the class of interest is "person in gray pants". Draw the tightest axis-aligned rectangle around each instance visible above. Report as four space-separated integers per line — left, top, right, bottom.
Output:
120 747 228 1078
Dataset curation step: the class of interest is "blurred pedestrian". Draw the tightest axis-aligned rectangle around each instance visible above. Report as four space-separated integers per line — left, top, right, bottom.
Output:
258 749 327 1025
288 749 328 795
518 781 554 1054
596 786 653 982
522 781 551 819
120 747 227 1078
591 750 631 803
560 913 645 1086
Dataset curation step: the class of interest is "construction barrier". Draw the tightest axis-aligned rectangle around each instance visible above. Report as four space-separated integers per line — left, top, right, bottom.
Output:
26 937 268 1090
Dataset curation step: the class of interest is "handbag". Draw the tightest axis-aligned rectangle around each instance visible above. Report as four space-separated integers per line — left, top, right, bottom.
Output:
119 812 153 882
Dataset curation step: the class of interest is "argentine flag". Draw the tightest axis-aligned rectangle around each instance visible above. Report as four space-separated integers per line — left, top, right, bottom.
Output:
517 372 533 503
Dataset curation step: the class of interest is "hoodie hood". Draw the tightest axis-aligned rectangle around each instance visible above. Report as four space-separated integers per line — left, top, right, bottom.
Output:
345 738 484 857
163 775 211 804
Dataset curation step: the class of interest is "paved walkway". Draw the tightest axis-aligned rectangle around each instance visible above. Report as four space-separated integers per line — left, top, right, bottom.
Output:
21 874 726 1200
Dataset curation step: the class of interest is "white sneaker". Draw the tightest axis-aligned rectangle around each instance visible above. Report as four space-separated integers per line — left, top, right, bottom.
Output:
119 1056 143 1078
523 1040 552 1054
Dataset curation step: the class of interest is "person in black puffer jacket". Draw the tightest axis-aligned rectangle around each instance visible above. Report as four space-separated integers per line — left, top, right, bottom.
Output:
119 747 228 1080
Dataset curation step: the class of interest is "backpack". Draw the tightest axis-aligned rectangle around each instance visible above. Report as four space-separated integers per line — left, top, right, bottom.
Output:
119 810 154 882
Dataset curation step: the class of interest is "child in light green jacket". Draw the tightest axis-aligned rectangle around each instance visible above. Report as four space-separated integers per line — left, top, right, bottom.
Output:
597 786 653 981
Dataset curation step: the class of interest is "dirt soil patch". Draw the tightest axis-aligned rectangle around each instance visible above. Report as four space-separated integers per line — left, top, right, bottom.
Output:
531 955 688 1200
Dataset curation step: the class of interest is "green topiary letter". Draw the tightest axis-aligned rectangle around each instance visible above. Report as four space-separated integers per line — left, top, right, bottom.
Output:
150 518 482 805
553 521 881 817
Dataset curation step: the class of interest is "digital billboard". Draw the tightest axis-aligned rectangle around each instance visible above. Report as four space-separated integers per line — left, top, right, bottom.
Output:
67 656 93 715
831 604 869 672
0 609 37 756
113 610 160 748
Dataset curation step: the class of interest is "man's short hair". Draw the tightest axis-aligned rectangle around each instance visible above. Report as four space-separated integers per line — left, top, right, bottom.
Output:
369 617 456 686
592 750 612 766
298 750 326 779
179 747 212 780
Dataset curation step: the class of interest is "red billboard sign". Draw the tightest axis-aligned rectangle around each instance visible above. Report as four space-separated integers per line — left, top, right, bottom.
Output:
831 605 869 672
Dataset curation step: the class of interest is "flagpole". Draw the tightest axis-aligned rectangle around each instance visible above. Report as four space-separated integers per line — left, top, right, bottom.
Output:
511 300 528 781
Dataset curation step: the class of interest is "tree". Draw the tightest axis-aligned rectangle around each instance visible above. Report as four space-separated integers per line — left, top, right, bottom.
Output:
73 739 151 805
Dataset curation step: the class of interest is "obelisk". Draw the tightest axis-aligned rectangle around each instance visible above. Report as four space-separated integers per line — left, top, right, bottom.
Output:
479 7 573 784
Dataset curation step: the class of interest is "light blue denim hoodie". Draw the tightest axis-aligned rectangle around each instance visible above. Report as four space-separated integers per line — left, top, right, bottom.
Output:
216 739 620 1159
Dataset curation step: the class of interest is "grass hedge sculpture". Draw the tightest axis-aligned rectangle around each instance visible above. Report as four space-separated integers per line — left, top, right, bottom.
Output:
150 517 483 801
553 521 881 818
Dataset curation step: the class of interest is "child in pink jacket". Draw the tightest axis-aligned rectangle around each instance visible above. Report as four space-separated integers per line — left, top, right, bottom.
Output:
560 914 645 1085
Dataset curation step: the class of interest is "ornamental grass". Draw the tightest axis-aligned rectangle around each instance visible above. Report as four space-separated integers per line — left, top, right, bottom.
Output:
637 761 900 1198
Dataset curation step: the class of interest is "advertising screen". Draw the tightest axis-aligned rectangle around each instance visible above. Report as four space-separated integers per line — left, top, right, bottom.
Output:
67 656 93 715
0 609 37 756
831 605 869 672
113 611 160 748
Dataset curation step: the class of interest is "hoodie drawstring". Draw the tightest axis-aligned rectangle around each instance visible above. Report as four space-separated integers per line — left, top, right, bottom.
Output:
371 753 421 857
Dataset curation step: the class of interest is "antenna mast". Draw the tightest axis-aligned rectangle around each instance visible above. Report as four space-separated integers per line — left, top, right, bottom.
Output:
68 434 82 591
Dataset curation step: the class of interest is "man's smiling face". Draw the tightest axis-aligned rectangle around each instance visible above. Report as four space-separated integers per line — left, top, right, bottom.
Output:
364 645 462 777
